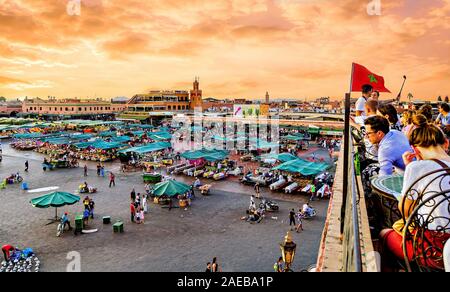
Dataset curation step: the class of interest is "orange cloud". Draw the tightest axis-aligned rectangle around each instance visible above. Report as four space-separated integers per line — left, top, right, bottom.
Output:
0 0 448 100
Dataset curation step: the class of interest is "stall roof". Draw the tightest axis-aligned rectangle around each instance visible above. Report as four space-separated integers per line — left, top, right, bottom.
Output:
272 159 329 176
119 141 171 154
261 153 298 163
181 149 229 162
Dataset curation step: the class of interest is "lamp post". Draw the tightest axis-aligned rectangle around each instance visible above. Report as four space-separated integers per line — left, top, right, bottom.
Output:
280 231 297 272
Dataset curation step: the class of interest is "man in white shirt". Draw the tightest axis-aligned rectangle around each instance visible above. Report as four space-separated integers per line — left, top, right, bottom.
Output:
355 84 374 117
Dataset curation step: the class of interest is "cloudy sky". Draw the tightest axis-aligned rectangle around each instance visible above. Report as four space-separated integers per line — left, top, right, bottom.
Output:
0 0 449 100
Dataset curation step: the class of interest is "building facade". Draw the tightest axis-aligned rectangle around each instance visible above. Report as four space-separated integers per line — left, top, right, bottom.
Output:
125 78 204 114
0 100 23 116
21 98 126 116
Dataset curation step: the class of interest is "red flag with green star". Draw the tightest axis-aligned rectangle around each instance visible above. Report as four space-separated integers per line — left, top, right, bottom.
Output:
350 63 391 93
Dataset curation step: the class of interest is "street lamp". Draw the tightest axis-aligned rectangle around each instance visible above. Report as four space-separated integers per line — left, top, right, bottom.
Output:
280 231 297 272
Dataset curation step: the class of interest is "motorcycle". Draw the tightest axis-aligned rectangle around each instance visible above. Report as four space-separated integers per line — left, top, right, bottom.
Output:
259 198 279 212
56 220 71 237
302 208 317 219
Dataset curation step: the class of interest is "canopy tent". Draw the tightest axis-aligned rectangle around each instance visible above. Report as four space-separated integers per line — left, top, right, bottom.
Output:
272 159 329 176
130 130 145 137
73 140 126 150
30 191 80 223
261 153 298 163
42 137 71 145
13 133 43 139
118 141 171 155
181 149 229 162
125 124 154 129
212 135 247 142
281 135 304 141
248 138 279 149
109 136 131 143
98 131 117 137
148 132 172 140
152 180 191 198
68 133 92 140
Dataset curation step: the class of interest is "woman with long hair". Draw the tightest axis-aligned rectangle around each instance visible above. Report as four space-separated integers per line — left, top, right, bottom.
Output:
380 114 450 270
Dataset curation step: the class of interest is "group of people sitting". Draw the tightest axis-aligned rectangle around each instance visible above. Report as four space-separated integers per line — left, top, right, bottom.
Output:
351 83 450 270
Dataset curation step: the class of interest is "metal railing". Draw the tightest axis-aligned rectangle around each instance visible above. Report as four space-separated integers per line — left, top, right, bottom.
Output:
340 93 363 272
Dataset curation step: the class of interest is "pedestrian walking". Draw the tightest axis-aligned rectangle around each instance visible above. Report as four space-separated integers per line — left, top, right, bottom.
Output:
130 202 135 222
100 165 105 177
310 184 316 201
205 262 212 272
289 209 296 231
142 194 148 214
274 257 284 272
211 257 222 272
84 164 88 177
109 172 115 187
89 198 95 219
25 160 29 172
254 182 261 199
168 198 173 211
96 163 101 176
130 188 136 201
295 209 304 233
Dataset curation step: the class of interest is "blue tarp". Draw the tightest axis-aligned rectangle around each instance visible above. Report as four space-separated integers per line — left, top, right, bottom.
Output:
119 141 171 154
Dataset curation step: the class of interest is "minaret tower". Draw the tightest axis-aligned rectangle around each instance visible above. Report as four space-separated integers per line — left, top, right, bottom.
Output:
190 77 203 110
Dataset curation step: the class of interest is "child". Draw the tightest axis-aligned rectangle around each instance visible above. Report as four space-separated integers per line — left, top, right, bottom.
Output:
135 207 142 224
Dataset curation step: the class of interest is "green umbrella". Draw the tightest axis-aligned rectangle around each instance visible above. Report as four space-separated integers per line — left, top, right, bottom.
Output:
152 180 191 198
30 191 80 224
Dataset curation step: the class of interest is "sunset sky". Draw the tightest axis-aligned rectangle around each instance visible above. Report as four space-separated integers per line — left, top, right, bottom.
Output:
0 0 449 101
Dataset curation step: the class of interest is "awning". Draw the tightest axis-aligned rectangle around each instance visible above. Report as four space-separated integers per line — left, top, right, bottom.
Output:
272 159 329 176
181 149 229 162
119 141 171 155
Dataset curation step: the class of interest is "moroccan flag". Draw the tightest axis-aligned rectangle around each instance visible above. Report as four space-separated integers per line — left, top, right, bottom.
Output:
350 63 391 93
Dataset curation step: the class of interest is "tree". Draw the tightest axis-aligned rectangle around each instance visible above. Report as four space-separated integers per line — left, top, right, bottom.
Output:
446 96 449 103
0 96 6 102
438 96 442 102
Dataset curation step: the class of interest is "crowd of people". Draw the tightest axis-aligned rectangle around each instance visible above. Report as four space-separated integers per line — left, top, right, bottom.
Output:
130 188 149 224
351 83 450 271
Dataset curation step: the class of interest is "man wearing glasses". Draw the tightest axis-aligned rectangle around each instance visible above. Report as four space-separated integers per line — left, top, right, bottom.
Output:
364 116 411 177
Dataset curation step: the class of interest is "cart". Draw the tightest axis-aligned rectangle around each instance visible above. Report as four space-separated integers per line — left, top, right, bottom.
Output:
142 173 162 184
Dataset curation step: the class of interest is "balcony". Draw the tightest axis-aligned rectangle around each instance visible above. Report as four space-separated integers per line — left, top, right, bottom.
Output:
317 124 450 272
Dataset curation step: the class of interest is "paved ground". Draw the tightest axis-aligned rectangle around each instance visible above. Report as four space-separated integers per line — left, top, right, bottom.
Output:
0 142 333 272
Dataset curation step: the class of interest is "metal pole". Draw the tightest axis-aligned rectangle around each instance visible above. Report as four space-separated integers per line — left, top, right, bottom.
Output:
340 93 351 234
351 162 362 272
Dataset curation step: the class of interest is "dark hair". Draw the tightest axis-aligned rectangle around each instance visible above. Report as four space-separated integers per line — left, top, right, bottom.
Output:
207 262 211 265
439 103 450 112
365 100 378 114
212 257 217 263
402 110 415 125
373 90 380 97
378 104 399 125
418 104 433 122
364 116 390 134
362 84 373 94
278 257 283 261
409 114 446 147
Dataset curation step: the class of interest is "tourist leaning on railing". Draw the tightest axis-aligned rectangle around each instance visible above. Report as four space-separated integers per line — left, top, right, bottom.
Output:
380 114 450 268
363 116 411 177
